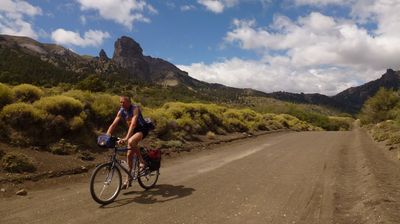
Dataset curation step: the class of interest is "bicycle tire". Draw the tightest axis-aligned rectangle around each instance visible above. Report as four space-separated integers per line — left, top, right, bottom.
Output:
138 168 159 190
90 163 122 204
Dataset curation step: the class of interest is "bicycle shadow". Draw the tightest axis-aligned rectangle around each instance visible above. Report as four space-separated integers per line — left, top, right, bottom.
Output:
101 184 195 208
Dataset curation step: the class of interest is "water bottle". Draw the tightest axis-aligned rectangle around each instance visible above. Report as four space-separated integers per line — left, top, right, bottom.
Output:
121 160 129 171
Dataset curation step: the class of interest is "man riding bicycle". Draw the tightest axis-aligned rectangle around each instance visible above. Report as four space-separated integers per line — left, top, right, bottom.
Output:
106 95 150 189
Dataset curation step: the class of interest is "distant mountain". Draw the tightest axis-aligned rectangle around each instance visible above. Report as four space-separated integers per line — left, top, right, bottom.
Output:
0 34 268 100
266 69 400 114
1 34 398 114
333 69 400 113
265 92 343 111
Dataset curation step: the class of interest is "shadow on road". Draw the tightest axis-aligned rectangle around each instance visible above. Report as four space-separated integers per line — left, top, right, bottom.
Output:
101 184 195 208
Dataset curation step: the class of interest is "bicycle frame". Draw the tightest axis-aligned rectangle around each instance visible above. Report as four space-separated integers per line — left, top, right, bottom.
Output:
107 146 141 181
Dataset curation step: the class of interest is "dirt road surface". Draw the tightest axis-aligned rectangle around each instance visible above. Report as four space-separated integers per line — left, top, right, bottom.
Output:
1 126 400 224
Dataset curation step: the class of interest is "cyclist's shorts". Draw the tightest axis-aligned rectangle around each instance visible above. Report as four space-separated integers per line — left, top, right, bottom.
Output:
133 126 149 139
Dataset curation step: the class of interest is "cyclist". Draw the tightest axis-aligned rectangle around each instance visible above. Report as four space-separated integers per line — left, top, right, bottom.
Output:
106 95 150 189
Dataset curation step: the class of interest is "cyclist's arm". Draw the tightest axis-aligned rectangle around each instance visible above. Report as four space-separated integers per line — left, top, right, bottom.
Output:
106 111 122 136
125 107 139 140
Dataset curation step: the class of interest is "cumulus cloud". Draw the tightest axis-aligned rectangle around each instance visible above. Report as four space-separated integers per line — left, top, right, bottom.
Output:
197 0 239 13
76 0 157 29
294 0 351 6
180 0 400 95
181 5 196 12
51 29 110 47
0 0 42 39
178 57 380 96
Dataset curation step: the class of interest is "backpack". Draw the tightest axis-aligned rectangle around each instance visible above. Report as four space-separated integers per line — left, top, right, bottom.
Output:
144 117 155 130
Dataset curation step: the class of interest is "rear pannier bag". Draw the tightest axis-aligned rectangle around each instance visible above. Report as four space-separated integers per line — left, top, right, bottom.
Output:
141 147 161 171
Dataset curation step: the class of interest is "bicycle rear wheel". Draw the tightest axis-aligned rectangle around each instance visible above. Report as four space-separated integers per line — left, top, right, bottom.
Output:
138 168 159 190
90 163 121 204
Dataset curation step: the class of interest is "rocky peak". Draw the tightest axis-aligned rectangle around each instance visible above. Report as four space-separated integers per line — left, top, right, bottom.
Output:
112 36 143 60
382 68 399 81
111 36 150 80
98 49 109 62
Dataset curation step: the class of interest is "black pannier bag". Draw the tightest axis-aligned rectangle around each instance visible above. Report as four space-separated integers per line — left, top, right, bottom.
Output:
140 147 161 171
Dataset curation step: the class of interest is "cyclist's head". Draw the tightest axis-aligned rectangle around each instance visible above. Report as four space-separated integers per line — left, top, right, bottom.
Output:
119 96 131 109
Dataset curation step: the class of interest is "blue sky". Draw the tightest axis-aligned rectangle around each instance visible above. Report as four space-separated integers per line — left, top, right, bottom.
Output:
1 0 400 95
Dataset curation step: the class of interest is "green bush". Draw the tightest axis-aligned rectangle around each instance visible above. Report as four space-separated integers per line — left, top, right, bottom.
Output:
0 102 45 130
69 116 85 131
77 74 106 92
359 88 400 124
1 152 36 173
48 139 77 155
0 83 14 108
63 90 94 106
13 83 44 102
34 95 83 118
90 93 120 124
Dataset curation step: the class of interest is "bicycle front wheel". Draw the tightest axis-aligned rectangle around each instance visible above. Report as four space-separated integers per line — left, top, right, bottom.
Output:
138 168 159 190
90 163 122 204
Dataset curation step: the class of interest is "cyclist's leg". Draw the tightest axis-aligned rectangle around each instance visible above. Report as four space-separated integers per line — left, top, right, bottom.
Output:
128 132 145 165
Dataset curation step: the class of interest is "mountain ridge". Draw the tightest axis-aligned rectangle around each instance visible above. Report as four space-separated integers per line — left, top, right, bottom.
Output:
0 34 399 114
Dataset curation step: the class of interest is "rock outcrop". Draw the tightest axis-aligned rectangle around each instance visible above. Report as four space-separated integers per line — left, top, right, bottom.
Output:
112 36 150 81
98 49 109 62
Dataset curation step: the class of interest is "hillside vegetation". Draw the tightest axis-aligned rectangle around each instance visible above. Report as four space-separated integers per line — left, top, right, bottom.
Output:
0 82 354 173
0 82 353 148
359 88 400 154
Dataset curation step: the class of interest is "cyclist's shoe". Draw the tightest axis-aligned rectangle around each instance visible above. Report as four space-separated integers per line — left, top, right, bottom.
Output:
139 162 147 172
121 179 132 190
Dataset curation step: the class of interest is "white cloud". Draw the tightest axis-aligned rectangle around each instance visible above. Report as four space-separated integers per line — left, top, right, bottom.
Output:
0 0 42 39
181 5 196 11
76 0 157 29
197 0 239 13
181 1 400 95
294 0 351 6
178 57 382 96
51 29 110 47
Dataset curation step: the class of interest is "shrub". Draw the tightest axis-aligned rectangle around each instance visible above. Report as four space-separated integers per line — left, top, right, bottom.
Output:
63 90 94 106
69 116 85 131
388 133 400 145
77 151 95 161
13 84 44 102
90 93 120 124
359 88 400 124
164 140 184 148
77 74 106 92
48 139 77 155
0 83 14 108
1 152 36 173
206 131 216 139
34 95 83 118
0 102 45 130
372 130 390 142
